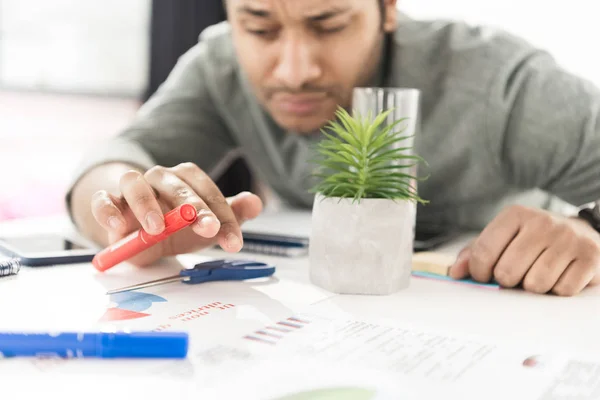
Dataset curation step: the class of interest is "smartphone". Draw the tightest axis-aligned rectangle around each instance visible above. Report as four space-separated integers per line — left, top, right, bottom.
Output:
0 234 98 266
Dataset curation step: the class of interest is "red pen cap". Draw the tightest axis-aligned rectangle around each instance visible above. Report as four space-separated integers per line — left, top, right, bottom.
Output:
92 203 198 272
140 203 198 244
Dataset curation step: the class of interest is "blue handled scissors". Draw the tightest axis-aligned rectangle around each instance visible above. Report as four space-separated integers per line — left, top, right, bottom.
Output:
105 259 276 295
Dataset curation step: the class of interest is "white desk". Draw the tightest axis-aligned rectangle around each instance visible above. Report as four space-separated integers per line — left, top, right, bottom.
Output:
1 214 600 400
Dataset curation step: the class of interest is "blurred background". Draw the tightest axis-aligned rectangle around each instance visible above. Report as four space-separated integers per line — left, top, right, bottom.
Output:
1 0 599 221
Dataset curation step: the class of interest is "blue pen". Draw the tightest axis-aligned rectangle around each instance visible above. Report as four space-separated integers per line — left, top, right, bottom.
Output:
0 331 188 359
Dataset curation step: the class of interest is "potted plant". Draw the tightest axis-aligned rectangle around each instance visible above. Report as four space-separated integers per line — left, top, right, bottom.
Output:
308 105 428 295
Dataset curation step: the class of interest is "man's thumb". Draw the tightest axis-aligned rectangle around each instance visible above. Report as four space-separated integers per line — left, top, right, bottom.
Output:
229 192 263 224
448 245 472 279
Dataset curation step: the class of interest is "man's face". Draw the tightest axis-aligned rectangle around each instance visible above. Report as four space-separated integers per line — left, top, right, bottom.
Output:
226 0 398 133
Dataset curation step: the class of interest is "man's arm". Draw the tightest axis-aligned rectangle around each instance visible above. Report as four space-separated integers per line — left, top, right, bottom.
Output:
490 49 600 206
67 38 237 246
449 46 600 296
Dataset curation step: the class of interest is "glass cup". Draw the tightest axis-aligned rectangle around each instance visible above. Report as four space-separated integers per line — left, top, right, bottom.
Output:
351 87 421 180
351 87 420 148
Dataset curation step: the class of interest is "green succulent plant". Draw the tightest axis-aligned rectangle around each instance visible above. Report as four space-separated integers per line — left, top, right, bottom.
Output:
310 106 428 204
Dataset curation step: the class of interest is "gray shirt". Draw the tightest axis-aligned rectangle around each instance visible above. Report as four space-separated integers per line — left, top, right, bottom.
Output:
66 14 600 230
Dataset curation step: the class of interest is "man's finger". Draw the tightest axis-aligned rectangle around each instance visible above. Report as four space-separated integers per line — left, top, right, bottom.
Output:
229 191 264 224
493 227 548 288
172 163 243 252
144 166 221 238
522 247 574 294
158 192 264 259
468 206 522 283
119 170 165 235
448 244 472 279
91 190 128 235
519 226 576 293
551 260 596 297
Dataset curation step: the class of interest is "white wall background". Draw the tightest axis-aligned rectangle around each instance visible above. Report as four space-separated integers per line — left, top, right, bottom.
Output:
401 0 600 87
0 0 151 96
0 0 599 95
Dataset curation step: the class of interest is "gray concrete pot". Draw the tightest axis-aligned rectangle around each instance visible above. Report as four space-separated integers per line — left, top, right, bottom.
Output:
309 194 416 295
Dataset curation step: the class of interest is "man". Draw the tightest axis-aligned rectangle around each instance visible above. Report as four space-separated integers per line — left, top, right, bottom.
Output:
68 0 600 296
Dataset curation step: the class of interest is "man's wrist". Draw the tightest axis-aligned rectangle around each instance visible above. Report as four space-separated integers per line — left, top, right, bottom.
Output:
577 202 600 234
594 201 600 220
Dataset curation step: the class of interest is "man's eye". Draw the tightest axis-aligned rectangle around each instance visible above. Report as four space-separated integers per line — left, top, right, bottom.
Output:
246 28 278 38
317 25 347 34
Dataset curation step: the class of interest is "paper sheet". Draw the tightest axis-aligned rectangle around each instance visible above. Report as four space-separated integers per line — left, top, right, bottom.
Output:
0 252 334 390
218 311 600 400
4 305 599 400
2 251 600 399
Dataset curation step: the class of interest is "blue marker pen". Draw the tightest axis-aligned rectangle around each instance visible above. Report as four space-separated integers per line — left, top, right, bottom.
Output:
0 331 188 359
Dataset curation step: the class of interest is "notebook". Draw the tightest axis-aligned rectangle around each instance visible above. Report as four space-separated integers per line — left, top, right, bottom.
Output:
236 208 461 258
239 209 312 257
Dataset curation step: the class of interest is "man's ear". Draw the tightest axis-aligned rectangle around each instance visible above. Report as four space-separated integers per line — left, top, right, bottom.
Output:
383 0 398 32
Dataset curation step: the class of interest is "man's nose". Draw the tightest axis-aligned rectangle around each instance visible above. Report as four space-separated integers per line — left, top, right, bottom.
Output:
272 35 322 90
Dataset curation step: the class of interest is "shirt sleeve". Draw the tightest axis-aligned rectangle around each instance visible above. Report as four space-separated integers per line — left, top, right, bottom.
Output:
64 38 237 212
489 49 600 207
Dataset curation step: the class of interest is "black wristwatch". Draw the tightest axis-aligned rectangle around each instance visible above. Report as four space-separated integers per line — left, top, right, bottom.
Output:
578 201 600 233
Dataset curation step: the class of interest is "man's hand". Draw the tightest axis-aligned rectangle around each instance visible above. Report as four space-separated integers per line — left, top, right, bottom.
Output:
90 162 263 267
449 205 600 296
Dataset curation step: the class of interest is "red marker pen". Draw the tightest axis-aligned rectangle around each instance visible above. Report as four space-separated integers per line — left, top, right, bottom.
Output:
92 203 198 272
